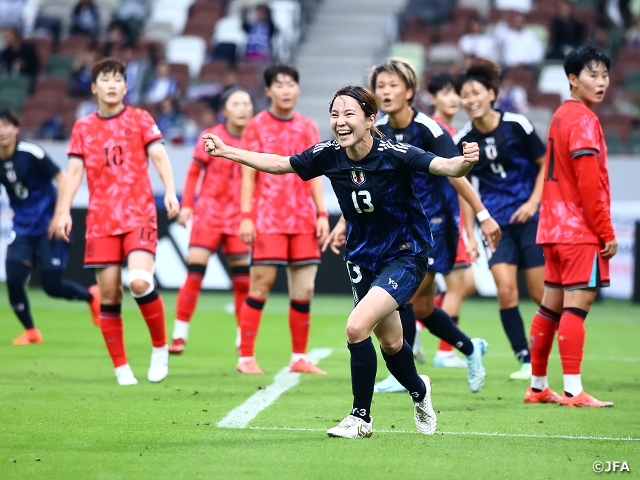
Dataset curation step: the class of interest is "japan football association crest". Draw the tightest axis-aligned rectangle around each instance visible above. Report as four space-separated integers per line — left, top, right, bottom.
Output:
485 137 498 160
350 169 366 186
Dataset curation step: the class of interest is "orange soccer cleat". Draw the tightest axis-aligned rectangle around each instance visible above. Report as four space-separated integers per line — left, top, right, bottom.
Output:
168 338 186 355
12 328 43 345
88 285 101 326
524 387 562 404
559 391 613 408
237 358 264 374
289 358 327 375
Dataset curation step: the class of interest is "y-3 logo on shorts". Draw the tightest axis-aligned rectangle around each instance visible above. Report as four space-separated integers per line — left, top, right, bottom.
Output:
388 278 398 290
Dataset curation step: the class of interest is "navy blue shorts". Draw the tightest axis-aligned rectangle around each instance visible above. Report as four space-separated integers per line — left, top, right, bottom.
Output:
488 220 544 269
6 232 70 271
428 229 458 275
347 255 428 308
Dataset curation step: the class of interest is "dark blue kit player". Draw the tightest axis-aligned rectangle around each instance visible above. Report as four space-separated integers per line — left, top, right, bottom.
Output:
453 58 547 380
201 85 482 438
0 108 99 345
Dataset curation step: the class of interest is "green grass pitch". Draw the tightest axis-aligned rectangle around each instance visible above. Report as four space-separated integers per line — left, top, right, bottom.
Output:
1 285 639 479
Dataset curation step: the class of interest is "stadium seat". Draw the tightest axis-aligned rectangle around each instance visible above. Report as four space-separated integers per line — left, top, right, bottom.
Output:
199 59 230 83
45 55 75 79
400 29 433 48
144 21 176 45
494 0 533 13
20 107 55 135
538 65 570 101
623 70 640 91
0 87 29 112
182 17 219 42
213 16 248 56
38 3 75 32
168 63 190 93
22 93 64 113
189 0 224 19
150 5 190 36
451 6 480 23
439 23 468 44
389 42 426 78
34 76 68 95
506 66 537 89
530 92 562 110
428 43 461 64
456 0 491 19
58 35 92 57
167 36 207 78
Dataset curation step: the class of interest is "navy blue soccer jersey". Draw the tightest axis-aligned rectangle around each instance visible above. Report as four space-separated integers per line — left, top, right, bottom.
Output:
0 141 60 236
376 110 460 234
289 137 436 272
453 111 546 226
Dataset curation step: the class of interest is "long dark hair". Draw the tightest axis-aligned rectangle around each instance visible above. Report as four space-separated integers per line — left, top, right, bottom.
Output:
453 58 501 101
329 85 384 137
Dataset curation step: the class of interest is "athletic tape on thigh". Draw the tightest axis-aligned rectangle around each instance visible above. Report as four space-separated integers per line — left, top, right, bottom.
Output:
128 268 155 297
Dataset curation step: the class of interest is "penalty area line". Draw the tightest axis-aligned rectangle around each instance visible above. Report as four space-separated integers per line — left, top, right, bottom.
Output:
217 348 333 429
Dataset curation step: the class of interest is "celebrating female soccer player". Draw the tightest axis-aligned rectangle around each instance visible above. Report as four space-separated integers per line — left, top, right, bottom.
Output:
369 60 500 394
203 85 480 438
453 58 547 380
169 87 254 354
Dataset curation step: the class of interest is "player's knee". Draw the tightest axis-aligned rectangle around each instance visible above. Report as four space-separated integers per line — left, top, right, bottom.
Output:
100 284 123 304
378 335 403 355
496 283 518 306
6 261 30 286
128 269 155 298
292 285 314 301
345 321 367 344
130 279 151 296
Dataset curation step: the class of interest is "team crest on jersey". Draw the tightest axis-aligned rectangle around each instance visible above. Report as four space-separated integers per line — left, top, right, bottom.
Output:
395 134 403 142
485 137 498 160
350 169 366 186
7 169 16 182
4 161 13 169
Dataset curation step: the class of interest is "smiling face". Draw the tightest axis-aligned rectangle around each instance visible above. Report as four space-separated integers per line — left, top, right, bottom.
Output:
570 61 609 107
265 73 300 115
373 71 413 115
92 70 127 108
459 80 495 120
330 95 374 148
223 90 253 130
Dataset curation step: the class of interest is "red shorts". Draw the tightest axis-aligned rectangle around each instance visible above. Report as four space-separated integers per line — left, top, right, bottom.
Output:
453 229 472 268
543 243 610 290
84 226 157 268
189 229 249 258
251 233 320 266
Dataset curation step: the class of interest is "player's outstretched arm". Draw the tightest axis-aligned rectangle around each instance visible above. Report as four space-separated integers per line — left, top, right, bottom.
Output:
203 133 294 174
429 141 479 178
148 143 180 219
55 159 84 242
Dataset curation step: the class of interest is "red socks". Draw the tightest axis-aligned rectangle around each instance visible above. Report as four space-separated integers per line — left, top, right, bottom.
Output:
239 296 265 357
437 316 457 352
558 307 588 375
289 300 311 354
100 304 127 368
135 291 167 348
176 264 206 322
530 305 561 377
231 266 250 327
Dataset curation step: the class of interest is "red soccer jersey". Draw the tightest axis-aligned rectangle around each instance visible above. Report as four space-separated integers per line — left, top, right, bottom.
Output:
536 100 615 245
68 107 163 239
432 116 457 138
185 124 244 235
241 110 320 234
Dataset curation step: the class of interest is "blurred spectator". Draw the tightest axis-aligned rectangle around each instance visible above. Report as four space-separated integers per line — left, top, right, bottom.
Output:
155 97 188 144
495 12 544 67
120 45 150 106
0 0 25 30
70 0 100 39
596 0 633 30
76 99 98 119
0 26 39 84
459 18 499 63
626 16 640 51
242 4 277 62
145 59 179 104
101 20 131 56
403 0 452 26
547 0 585 59
71 46 101 96
114 0 149 24
592 20 627 64
495 74 529 114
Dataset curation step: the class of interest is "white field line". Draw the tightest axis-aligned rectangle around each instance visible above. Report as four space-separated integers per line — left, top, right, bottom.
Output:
241 426 640 442
217 348 333 429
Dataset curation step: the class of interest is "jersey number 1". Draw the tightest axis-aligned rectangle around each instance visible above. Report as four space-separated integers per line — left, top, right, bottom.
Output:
351 190 374 213
104 146 123 166
546 138 557 182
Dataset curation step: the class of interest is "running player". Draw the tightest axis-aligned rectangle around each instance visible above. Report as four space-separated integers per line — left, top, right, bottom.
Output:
235 64 329 375
56 58 180 386
0 108 100 344
453 58 547 380
370 60 499 394
168 87 254 354
203 85 481 438
526 46 616 407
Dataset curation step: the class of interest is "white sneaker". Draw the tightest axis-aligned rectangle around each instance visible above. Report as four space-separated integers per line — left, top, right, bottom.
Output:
327 415 373 438
433 351 468 368
115 364 138 386
148 345 169 382
414 375 437 435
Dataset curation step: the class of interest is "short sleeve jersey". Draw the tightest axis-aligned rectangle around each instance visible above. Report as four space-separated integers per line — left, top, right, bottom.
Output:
376 111 460 235
0 141 60 236
536 100 611 245
191 124 244 235
290 137 436 272
432 116 457 138
241 110 319 234
453 111 546 226
67 107 163 239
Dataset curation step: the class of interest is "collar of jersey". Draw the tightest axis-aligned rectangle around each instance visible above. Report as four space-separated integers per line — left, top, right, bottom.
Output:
97 106 127 120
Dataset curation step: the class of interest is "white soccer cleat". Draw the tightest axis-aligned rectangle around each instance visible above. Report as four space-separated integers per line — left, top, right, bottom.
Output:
373 374 408 393
414 375 437 435
148 345 169 383
433 351 468 368
327 415 373 439
115 364 138 386
413 327 426 364
467 338 488 393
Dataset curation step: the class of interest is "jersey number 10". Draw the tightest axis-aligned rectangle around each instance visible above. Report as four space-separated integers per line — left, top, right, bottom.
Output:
351 190 374 213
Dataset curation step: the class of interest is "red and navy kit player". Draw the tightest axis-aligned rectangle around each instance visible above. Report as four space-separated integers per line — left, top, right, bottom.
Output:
168 88 253 354
56 58 180 386
0 108 99 345
203 85 482 438
235 64 329 375
453 58 547 380
526 46 616 407
370 60 498 394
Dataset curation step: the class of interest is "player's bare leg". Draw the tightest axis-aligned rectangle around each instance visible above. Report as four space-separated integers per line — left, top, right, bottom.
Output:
237 264 277 374
171 247 211 354
128 251 168 383
491 263 531 379
228 256 250 351
524 266 544 305
286 264 325 374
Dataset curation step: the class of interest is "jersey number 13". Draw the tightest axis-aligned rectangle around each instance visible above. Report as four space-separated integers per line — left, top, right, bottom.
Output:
351 190 374 213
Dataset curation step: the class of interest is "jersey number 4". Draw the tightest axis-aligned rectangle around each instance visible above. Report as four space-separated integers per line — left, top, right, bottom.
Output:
104 146 124 166
351 190 374 213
